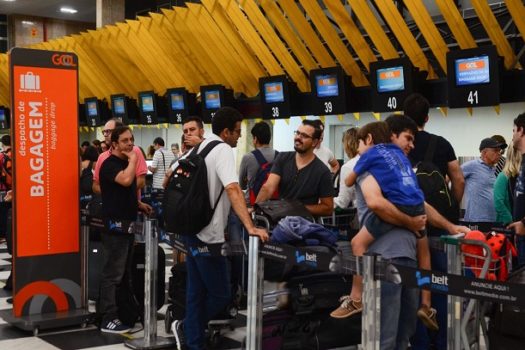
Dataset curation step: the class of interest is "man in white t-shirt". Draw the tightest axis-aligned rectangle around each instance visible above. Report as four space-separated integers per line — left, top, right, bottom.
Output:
312 119 340 174
148 137 175 189
170 107 268 350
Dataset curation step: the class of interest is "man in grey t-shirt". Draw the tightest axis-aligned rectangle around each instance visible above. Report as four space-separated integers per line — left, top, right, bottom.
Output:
239 121 277 202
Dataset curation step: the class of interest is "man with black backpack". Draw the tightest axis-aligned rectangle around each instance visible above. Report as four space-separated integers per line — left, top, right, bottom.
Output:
239 121 278 205
167 107 269 350
404 93 465 350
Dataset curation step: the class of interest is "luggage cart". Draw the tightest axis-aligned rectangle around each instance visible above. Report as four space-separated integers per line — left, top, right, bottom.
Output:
319 207 358 241
443 233 513 350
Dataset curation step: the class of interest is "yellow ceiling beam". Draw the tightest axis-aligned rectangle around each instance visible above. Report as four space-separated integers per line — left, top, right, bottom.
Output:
278 0 335 67
471 0 521 69
404 0 449 73
347 0 399 60
0 54 8 107
435 0 476 50
107 24 159 94
259 0 318 73
135 15 197 90
148 12 208 92
374 0 436 78
237 0 309 91
199 0 266 84
505 0 525 53
124 19 187 91
186 3 258 96
298 0 368 86
163 7 229 88
324 0 376 72
83 28 145 98
214 0 285 83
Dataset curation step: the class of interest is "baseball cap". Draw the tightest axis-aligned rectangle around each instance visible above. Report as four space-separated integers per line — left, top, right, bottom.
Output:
490 135 508 150
479 137 505 151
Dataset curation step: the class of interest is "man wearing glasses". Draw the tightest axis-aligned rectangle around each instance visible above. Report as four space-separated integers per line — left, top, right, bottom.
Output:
92 118 150 212
256 119 333 216
461 137 506 223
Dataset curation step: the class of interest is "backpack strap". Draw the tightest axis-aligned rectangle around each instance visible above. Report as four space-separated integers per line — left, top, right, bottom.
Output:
424 135 438 162
160 149 166 171
251 149 267 166
197 140 225 210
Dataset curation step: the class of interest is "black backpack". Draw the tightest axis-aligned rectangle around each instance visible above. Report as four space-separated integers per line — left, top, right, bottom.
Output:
163 140 224 235
414 136 459 230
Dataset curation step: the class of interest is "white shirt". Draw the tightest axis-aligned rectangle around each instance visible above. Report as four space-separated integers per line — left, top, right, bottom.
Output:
334 155 359 209
314 145 336 170
170 134 237 244
151 148 176 189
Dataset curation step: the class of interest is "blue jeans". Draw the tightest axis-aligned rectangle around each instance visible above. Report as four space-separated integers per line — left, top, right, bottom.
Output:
183 235 231 350
98 232 135 323
380 257 419 350
411 243 448 350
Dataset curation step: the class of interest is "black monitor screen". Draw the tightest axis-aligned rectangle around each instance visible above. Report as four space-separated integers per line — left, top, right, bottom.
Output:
141 95 154 112
455 55 490 86
0 109 4 122
316 74 339 97
264 82 284 103
377 66 405 93
87 101 98 117
205 90 221 109
170 92 185 110
113 97 125 114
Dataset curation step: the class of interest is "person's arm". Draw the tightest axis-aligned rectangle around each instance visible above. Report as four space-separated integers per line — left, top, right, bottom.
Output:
255 173 280 203
447 160 465 203
92 157 103 194
360 175 427 233
305 197 333 216
226 183 269 242
148 150 160 174
92 180 101 194
345 171 358 187
424 202 470 235
114 151 138 187
493 174 513 225
329 158 340 174
136 174 146 190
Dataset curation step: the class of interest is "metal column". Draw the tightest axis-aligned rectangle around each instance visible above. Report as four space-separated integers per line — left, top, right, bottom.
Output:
446 239 462 350
246 236 264 350
361 254 380 350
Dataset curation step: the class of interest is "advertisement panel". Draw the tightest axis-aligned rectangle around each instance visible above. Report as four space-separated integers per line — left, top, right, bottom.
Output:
10 48 80 317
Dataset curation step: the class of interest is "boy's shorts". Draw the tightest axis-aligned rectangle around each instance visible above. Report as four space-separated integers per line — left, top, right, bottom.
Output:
365 203 426 239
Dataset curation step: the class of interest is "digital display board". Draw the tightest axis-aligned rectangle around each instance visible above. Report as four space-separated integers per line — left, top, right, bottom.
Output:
113 96 125 114
0 109 6 122
205 90 221 109
377 66 405 93
87 101 97 117
316 74 339 97
264 82 284 103
141 94 154 112
455 55 490 86
170 92 185 110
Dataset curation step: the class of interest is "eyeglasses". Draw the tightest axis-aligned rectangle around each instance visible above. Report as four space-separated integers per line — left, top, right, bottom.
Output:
294 130 313 139
102 129 113 136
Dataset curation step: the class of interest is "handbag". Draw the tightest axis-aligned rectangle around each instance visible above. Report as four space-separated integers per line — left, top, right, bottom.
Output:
255 199 313 226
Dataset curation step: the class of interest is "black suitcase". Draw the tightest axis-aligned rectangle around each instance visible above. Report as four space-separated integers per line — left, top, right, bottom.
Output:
287 272 352 315
131 242 166 310
489 266 525 339
88 240 103 301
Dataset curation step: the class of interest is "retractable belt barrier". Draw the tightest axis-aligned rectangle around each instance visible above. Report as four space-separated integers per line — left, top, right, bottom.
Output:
83 209 525 350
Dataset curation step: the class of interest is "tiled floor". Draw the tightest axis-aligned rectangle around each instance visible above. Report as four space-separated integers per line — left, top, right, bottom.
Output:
0 241 245 349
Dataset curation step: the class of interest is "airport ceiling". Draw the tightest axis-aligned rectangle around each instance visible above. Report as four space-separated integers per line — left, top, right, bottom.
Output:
0 0 96 23
0 0 524 107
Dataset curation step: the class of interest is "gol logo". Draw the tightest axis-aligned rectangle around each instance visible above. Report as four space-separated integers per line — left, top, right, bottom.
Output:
51 54 76 67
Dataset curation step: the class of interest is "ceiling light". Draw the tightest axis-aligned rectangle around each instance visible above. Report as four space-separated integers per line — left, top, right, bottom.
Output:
60 7 78 14
22 21 35 25
3 0 17 2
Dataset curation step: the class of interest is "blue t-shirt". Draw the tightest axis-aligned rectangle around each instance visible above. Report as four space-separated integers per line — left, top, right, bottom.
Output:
461 158 497 222
354 144 424 206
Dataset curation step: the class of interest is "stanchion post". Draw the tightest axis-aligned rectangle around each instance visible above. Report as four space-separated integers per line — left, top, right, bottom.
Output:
246 236 264 350
80 209 89 309
361 254 380 350
125 217 176 350
446 242 462 350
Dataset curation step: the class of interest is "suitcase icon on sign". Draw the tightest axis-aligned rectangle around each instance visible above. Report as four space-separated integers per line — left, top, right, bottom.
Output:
19 72 41 92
